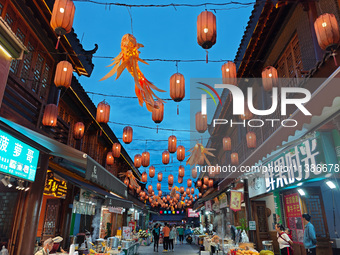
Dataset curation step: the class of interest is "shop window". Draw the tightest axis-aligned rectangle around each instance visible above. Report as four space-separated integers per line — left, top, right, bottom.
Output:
40 63 51 99
32 54 44 93
0 3 3 16
10 28 26 74
4 12 13 28
20 42 34 83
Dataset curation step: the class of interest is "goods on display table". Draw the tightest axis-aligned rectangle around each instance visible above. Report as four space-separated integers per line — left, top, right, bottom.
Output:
137 230 151 246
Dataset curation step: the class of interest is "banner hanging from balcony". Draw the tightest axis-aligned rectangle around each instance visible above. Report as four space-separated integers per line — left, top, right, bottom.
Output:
230 190 242 212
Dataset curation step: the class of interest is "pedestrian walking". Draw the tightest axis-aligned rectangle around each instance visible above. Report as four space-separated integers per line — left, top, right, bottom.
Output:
177 225 184 244
152 223 160 252
169 225 177 251
275 224 294 255
162 223 170 252
302 214 317 255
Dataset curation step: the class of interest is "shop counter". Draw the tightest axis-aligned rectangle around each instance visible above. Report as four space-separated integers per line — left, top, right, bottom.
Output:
122 242 139 255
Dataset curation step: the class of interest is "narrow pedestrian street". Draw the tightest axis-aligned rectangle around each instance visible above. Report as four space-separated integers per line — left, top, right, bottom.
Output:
138 242 199 255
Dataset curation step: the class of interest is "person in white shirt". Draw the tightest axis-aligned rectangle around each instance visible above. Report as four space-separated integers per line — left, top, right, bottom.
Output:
275 224 294 255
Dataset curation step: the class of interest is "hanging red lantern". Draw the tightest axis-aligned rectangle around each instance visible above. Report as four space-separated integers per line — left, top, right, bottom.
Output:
168 185 173 191
246 131 257 149
106 152 114 165
142 171 148 182
191 168 198 179
168 135 177 153
186 187 190 194
177 145 185 161
208 179 214 188
112 143 121 158
199 192 202 198
191 187 195 194
158 190 162 196
162 150 170 165
178 176 183 184
221 61 237 85
240 103 253 120
42 104 58 127
170 73 185 102
149 165 155 178
261 66 278 91
123 126 133 144
178 166 185 178
50 0 75 48
54 61 73 88
134 154 142 168
152 100 164 124
141 151 150 167
231 152 239 165
187 179 192 188
157 183 161 191
314 13 340 51
223 137 231 151
197 11 216 61
195 195 198 200
203 184 208 190
203 176 209 185
167 195 171 201
96 100 110 124
197 180 202 187
158 172 163 182
73 122 85 140
179 187 185 194
168 174 174 185
195 111 207 133
148 185 153 194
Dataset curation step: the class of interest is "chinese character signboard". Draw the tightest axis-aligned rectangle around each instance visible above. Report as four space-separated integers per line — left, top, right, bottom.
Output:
284 193 304 244
230 190 242 212
205 200 212 212
0 129 39 181
44 170 67 198
188 208 200 217
219 192 228 209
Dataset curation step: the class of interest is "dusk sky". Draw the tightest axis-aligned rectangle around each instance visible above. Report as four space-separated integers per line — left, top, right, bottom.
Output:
72 0 253 193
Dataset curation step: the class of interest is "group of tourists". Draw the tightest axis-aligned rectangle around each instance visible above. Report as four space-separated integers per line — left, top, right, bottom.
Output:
152 223 188 252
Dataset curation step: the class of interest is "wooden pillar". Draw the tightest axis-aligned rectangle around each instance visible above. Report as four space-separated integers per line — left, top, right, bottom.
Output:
0 48 11 108
60 183 75 249
15 153 50 255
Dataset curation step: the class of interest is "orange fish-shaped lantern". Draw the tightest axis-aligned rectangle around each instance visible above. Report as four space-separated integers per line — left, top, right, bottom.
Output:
100 34 165 111
186 143 215 166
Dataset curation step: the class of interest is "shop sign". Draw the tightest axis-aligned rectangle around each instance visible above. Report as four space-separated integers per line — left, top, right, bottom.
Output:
108 207 124 214
219 192 228 208
264 134 329 193
123 226 132 239
249 176 266 198
249 221 256 231
205 200 212 212
0 129 39 181
188 208 200 217
128 221 135 230
230 190 242 212
284 193 304 244
44 170 67 198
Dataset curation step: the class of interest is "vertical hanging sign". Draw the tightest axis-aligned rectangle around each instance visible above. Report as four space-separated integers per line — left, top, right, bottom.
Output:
230 190 242 212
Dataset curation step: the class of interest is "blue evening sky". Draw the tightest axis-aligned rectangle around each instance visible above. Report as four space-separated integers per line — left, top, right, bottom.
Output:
72 0 253 194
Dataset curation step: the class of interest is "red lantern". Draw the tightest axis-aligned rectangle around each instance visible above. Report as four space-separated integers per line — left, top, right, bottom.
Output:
203 184 208 190
197 180 202 188
186 187 190 194
73 122 85 140
231 152 239 165
54 61 73 88
170 73 185 102
162 151 170 165
191 188 195 194
50 0 75 35
96 100 110 124
195 195 198 200
261 66 278 91
223 137 231 151
168 174 174 185
191 168 198 179
221 61 237 85
148 185 153 194
187 179 192 188
168 135 177 153
199 192 202 198
123 126 133 144
149 165 155 178
246 131 257 148
42 104 58 127
240 103 253 120
167 195 171 201
134 154 142 168
157 183 161 191
314 13 340 51
142 171 148 182
168 185 173 191
177 145 185 161
203 176 209 185
141 151 150 167
112 143 121 158
158 190 162 196
178 176 183 184
195 112 207 133
197 11 216 50
106 152 114 165
179 187 185 194
152 100 164 124
158 172 163 182
178 166 185 178
208 179 214 188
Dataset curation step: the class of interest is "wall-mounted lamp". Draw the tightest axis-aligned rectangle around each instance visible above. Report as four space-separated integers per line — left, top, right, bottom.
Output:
326 181 336 189
298 189 305 196
1 176 12 187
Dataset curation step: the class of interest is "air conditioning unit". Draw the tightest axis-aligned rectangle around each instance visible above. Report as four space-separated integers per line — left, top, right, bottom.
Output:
331 238 340 248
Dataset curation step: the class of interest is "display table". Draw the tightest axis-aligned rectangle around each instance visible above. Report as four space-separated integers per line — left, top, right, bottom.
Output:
122 242 139 255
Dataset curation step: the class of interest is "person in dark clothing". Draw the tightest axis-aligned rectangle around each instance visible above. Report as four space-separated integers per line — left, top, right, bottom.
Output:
302 214 317 255
152 224 160 252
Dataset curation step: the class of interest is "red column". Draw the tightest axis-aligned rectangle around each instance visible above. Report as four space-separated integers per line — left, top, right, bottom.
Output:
0 49 11 108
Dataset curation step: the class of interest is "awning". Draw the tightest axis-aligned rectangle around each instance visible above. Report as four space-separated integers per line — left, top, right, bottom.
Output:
219 67 340 190
0 117 127 198
54 170 132 208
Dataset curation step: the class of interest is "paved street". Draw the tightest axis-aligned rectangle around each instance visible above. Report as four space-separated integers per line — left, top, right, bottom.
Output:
138 242 200 255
